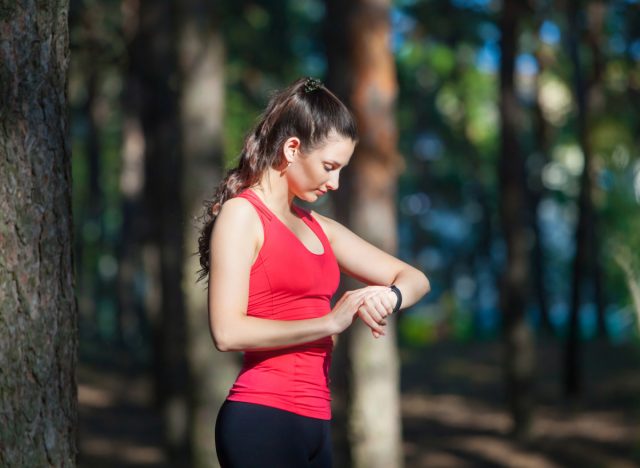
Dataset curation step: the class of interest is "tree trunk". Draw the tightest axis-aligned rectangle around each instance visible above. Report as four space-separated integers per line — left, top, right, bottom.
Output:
565 0 607 397
455 64 496 335
81 40 108 342
585 1 608 339
125 0 191 462
176 3 240 467
529 22 553 334
326 1 403 467
498 0 535 440
0 1 77 466
118 0 152 358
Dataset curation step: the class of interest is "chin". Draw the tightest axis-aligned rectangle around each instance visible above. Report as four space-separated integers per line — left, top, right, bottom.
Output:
295 188 323 203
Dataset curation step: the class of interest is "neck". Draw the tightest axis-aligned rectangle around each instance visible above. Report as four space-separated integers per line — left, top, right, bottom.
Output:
252 167 295 216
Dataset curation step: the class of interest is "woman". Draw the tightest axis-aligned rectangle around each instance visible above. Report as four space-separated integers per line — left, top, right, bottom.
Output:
197 77 430 467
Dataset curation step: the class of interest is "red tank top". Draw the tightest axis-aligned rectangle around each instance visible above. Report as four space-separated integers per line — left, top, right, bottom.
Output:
225 188 341 420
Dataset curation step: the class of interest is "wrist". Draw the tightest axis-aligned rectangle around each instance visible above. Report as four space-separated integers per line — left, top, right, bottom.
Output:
324 313 340 336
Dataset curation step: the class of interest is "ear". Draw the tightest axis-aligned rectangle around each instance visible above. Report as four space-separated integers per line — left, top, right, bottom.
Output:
282 137 301 164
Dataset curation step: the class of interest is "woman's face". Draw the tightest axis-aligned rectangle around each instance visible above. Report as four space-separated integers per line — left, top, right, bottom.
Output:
286 133 356 202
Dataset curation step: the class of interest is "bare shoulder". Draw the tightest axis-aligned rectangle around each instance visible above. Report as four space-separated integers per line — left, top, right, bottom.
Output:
219 196 258 218
212 197 263 250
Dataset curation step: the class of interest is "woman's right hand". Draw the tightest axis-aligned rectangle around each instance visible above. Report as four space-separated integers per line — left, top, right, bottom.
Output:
328 290 367 335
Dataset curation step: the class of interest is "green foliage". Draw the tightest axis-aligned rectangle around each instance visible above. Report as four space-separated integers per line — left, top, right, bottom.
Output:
393 0 640 344
67 0 640 352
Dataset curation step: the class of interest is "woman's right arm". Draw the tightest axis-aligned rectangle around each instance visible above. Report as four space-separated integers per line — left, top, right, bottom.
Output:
207 198 386 352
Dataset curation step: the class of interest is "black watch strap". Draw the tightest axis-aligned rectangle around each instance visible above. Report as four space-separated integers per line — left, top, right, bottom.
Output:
390 285 402 314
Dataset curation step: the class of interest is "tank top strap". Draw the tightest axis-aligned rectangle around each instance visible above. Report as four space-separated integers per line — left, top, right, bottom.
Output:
292 205 332 252
236 188 274 222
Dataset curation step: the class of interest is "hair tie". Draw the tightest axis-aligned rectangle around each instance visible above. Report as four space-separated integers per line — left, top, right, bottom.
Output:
303 77 323 93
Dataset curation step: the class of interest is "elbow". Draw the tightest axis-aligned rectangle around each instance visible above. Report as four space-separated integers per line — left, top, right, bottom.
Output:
214 339 231 353
210 311 247 352
417 269 431 296
214 337 237 353
212 328 237 352
423 275 431 296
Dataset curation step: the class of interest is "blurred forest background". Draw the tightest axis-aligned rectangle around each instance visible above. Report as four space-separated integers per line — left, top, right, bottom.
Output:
67 0 640 466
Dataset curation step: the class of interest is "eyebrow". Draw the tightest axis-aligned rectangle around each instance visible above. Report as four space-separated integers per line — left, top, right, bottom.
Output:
327 160 348 167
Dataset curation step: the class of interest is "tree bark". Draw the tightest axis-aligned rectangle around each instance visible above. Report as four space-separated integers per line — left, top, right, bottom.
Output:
326 1 403 466
176 2 240 467
0 1 77 465
498 0 535 440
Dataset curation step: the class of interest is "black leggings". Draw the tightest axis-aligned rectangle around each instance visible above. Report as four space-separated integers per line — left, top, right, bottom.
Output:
215 400 333 468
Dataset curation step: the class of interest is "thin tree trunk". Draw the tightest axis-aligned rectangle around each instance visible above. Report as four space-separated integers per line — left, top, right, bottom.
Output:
118 0 150 356
116 113 147 349
177 3 240 467
585 1 607 339
456 65 496 335
564 0 607 397
564 0 587 398
0 1 77 465
529 25 553 333
83 48 109 340
499 0 535 440
326 1 403 466
126 0 191 462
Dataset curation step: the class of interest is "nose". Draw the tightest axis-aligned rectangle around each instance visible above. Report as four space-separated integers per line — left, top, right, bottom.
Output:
326 172 339 191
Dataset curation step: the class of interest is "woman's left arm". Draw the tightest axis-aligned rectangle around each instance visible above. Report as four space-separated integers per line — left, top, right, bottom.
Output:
314 211 431 311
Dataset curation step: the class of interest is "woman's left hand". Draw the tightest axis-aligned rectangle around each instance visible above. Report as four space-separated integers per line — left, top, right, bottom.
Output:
353 286 397 339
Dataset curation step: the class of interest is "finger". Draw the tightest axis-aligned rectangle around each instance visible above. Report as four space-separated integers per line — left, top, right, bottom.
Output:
373 322 388 337
371 297 391 320
357 309 386 334
336 291 354 307
349 289 372 303
352 286 387 300
368 296 392 324
359 300 385 324
351 288 393 319
345 294 365 312
348 290 369 305
361 312 386 334
379 292 395 314
360 288 393 310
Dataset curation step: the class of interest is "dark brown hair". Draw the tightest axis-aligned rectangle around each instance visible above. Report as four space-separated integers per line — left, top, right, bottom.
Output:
196 77 358 282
